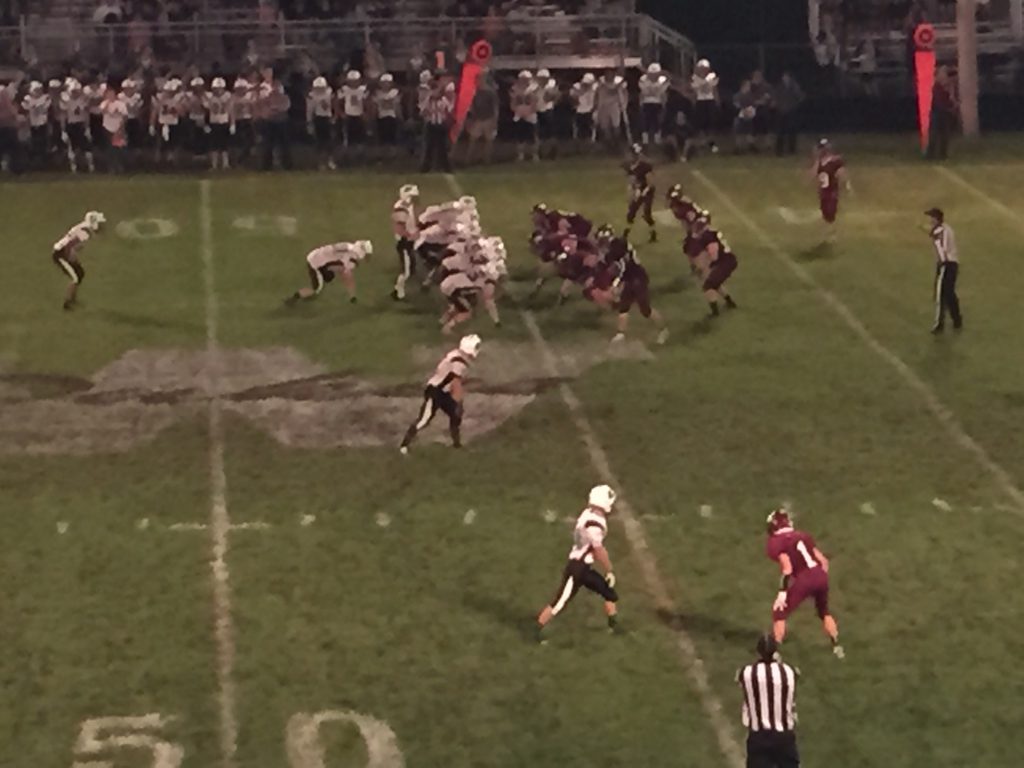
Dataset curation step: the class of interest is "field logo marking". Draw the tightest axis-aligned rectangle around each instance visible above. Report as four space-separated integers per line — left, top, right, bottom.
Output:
115 219 180 241
200 179 240 768
286 710 405 768
694 169 1024 516
232 215 298 236
72 714 183 768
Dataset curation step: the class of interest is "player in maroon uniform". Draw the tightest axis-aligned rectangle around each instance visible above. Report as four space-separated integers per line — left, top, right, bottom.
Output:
690 217 738 316
624 144 657 243
554 236 600 304
765 508 844 658
667 184 710 274
812 138 851 241
587 227 669 344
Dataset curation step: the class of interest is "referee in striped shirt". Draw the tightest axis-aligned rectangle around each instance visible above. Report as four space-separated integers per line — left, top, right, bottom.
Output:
926 207 963 334
737 634 800 768
421 78 454 173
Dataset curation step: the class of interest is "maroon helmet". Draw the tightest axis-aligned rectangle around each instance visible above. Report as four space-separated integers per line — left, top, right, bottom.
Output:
766 508 793 535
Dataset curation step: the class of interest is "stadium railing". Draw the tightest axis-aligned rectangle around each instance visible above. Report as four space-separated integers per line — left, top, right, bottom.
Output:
1 13 696 77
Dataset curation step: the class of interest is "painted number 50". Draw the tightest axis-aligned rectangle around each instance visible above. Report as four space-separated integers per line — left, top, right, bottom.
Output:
71 714 183 768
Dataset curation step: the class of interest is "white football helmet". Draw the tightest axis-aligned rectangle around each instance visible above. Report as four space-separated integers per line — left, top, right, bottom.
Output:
518 70 531 80
355 240 373 257
190 77 204 88
169 78 182 90
312 76 328 89
347 70 361 81
234 77 249 90
647 62 662 75
212 77 226 90
466 219 482 237
459 195 477 212
29 80 42 93
588 484 617 514
419 70 433 84
380 73 393 84
121 78 135 90
537 68 550 79
696 58 711 70
48 79 62 89
582 72 596 85
65 78 81 92
83 211 107 232
399 183 419 202
459 334 482 358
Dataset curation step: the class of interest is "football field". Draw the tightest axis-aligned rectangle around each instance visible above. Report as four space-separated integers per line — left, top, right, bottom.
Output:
2 136 1023 767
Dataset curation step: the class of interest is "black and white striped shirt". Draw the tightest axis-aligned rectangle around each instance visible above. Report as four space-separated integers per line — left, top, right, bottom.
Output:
931 223 958 264
423 93 454 125
737 660 799 733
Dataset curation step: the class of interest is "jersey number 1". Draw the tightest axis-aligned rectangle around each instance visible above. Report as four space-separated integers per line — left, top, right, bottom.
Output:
796 541 817 569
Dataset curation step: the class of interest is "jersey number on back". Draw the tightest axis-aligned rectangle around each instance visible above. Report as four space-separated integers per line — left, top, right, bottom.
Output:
796 540 818 569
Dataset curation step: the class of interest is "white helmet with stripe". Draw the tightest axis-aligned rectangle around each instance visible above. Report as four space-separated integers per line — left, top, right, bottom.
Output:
588 484 617 513
419 70 433 84
190 77 205 88
347 70 361 81
380 72 393 84
312 76 328 89
355 240 373 257
647 62 662 75
459 334 482 358
399 183 419 202
537 68 550 79
212 77 226 90
582 72 596 85
29 80 43 93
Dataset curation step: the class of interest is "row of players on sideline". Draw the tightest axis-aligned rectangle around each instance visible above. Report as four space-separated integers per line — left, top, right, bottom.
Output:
2 59 729 172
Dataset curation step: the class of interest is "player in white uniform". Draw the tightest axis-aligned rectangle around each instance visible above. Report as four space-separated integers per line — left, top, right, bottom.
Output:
337 70 367 148
83 79 106 150
570 73 597 143
399 334 481 453
151 79 183 164
510 70 539 162
22 81 51 165
690 58 721 154
285 240 373 305
373 73 401 149
639 63 670 145
205 78 234 170
52 211 106 310
391 183 419 300
439 259 502 334
306 76 335 170
120 79 145 154
536 484 620 643
534 69 560 152
60 79 94 173
231 78 255 164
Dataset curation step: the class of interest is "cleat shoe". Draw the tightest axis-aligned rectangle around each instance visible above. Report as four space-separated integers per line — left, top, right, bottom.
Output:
656 328 669 345
833 644 845 660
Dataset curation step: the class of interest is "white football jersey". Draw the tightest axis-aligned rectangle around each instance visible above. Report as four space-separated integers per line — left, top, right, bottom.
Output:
374 87 400 118
306 88 333 119
567 507 608 563
205 92 233 124
155 93 182 125
510 82 538 123
426 348 470 392
692 71 720 101
392 200 418 240
339 84 367 117
121 92 144 120
639 74 670 105
536 80 559 113
232 90 254 120
83 83 106 114
570 82 596 114
54 223 90 253
61 93 89 124
306 242 365 271
22 94 51 127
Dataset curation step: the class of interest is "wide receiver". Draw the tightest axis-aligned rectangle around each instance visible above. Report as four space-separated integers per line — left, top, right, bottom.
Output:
765 508 844 658
812 138 851 242
52 211 106 310
400 334 481 453
284 240 372 305
536 484 620 643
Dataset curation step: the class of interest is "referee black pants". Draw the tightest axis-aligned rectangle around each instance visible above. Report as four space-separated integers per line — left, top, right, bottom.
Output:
746 731 799 768
421 124 451 173
934 261 962 329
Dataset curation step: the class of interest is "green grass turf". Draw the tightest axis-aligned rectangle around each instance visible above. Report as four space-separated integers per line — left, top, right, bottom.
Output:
2 137 1023 766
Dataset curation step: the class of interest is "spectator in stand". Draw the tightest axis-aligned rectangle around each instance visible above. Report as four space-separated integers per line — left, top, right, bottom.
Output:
773 71 804 156
928 65 958 160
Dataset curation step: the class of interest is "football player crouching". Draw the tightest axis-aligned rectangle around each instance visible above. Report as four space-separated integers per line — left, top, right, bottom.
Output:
52 210 106 310
439 255 503 334
400 333 481 453
285 240 373 305
588 226 669 344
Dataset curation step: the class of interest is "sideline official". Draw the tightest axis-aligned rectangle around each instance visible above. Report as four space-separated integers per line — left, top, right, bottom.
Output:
925 207 962 333
421 77 454 173
737 634 800 768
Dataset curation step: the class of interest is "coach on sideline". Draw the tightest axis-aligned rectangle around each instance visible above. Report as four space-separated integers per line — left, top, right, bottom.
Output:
737 634 800 768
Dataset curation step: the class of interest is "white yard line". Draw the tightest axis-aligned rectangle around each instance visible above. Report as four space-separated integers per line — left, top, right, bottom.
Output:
200 179 239 768
693 169 1024 515
936 166 1024 232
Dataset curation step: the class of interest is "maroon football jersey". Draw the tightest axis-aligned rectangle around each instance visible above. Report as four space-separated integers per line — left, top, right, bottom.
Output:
816 154 845 196
548 210 593 239
697 229 735 262
628 159 653 189
766 529 823 578
670 197 707 229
